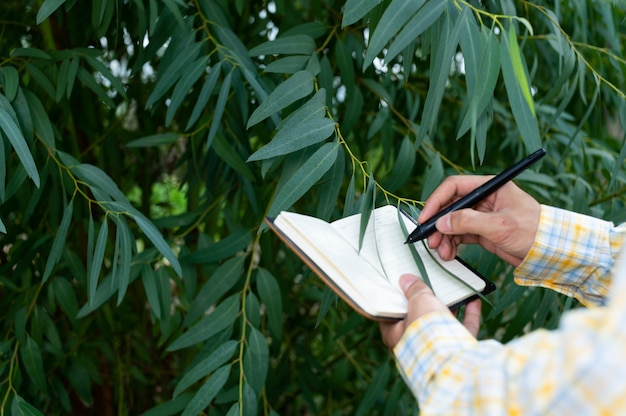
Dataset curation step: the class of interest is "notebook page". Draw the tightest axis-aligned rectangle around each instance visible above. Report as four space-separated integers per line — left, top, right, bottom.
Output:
331 206 486 306
275 212 407 316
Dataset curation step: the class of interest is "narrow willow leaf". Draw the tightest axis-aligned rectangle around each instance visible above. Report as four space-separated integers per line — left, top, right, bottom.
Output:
77 67 115 108
89 219 108 306
180 365 230 416
276 88 326 131
71 163 127 201
457 27 500 139
0 218 5 234
206 71 232 150
243 326 269 395
36 0 65 24
115 216 133 305
0 135 6 202
212 135 256 180
11 395 45 416
66 56 79 98
248 34 315 57
182 230 250 264
13 88 34 145
146 42 202 109
256 268 283 340
385 0 448 63
315 287 336 327
185 62 223 131
55 58 69 102
343 173 357 216
174 340 237 398
0 107 40 187
501 26 541 151
247 70 314 128
184 256 244 326
139 394 193 416
241 382 258 416
1 66 19 101
264 56 309 74
420 6 464 141
316 144 345 220
52 277 79 322
21 336 47 393
355 363 390 416
248 118 335 162
166 56 208 127
335 38 355 95
168 294 240 351
363 0 427 70
24 90 54 149
141 265 161 318
268 142 339 217
161 0 187 28
420 152 444 201
397 208 431 290
129 210 183 277
342 0 382 27
358 171 376 251
43 199 74 283
383 136 415 192
127 133 180 148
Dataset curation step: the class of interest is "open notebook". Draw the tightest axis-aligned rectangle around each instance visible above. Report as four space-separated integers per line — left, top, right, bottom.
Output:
267 205 494 320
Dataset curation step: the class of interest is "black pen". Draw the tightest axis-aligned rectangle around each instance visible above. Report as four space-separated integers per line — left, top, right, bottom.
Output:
405 148 546 244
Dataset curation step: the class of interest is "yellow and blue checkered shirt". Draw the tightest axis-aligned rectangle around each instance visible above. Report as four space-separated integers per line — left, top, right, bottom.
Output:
394 205 626 415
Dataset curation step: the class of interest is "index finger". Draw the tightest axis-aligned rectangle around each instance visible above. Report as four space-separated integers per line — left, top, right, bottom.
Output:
418 175 494 223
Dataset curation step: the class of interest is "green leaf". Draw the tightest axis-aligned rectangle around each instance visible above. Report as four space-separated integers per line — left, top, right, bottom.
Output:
342 0 382 27
206 71 232 150
146 41 202 109
358 170 376 251
243 325 269 395
397 207 432 290
277 88 327 131
356 363 390 416
77 67 115 108
315 286 337 327
56 58 69 102
36 0 66 24
174 340 237 398
363 0 427 69
0 107 40 187
168 294 240 351
139 393 193 416
71 163 127 201
115 216 133 305
11 395 45 416
241 381 258 416
180 365 230 416
256 268 283 340
383 136 415 192
501 26 541 152
127 133 180 148
185 62 223 131
385 0 448 63
88 219 108 306
24 90 54 149
264 56 309 74
83 55 127 98
165 56 208 127
419 6 464 141
184 256 244 326
182 230 251 264
0 218 5 234
10 48 51 60
316 144 345 219
1 66 19 101
247 70 315 128
248 118 335 162
43 199 74 283
268 142 339 217
21 335 47 393
212 135 256 181
248 34 316 57
420 152 444 201
52 277 79 322
127 208 183 277
141 265 161 318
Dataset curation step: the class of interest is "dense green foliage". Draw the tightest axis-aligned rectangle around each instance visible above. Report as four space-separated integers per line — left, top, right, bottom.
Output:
1 0 625 414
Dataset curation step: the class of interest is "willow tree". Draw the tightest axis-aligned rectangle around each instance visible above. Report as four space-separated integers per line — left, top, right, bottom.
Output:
1 0 624 414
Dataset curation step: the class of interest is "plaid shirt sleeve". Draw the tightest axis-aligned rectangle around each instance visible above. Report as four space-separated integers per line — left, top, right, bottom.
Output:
393 205 626 415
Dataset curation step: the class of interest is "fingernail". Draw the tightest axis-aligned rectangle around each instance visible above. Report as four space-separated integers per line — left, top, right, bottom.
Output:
400 275 418 292
436 214 451 233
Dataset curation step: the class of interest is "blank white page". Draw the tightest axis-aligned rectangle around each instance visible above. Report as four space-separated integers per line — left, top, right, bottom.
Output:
330 205 486 306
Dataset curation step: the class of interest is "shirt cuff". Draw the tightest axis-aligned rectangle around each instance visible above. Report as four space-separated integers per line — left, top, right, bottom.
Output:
514 205 619 306
393 311 477 400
